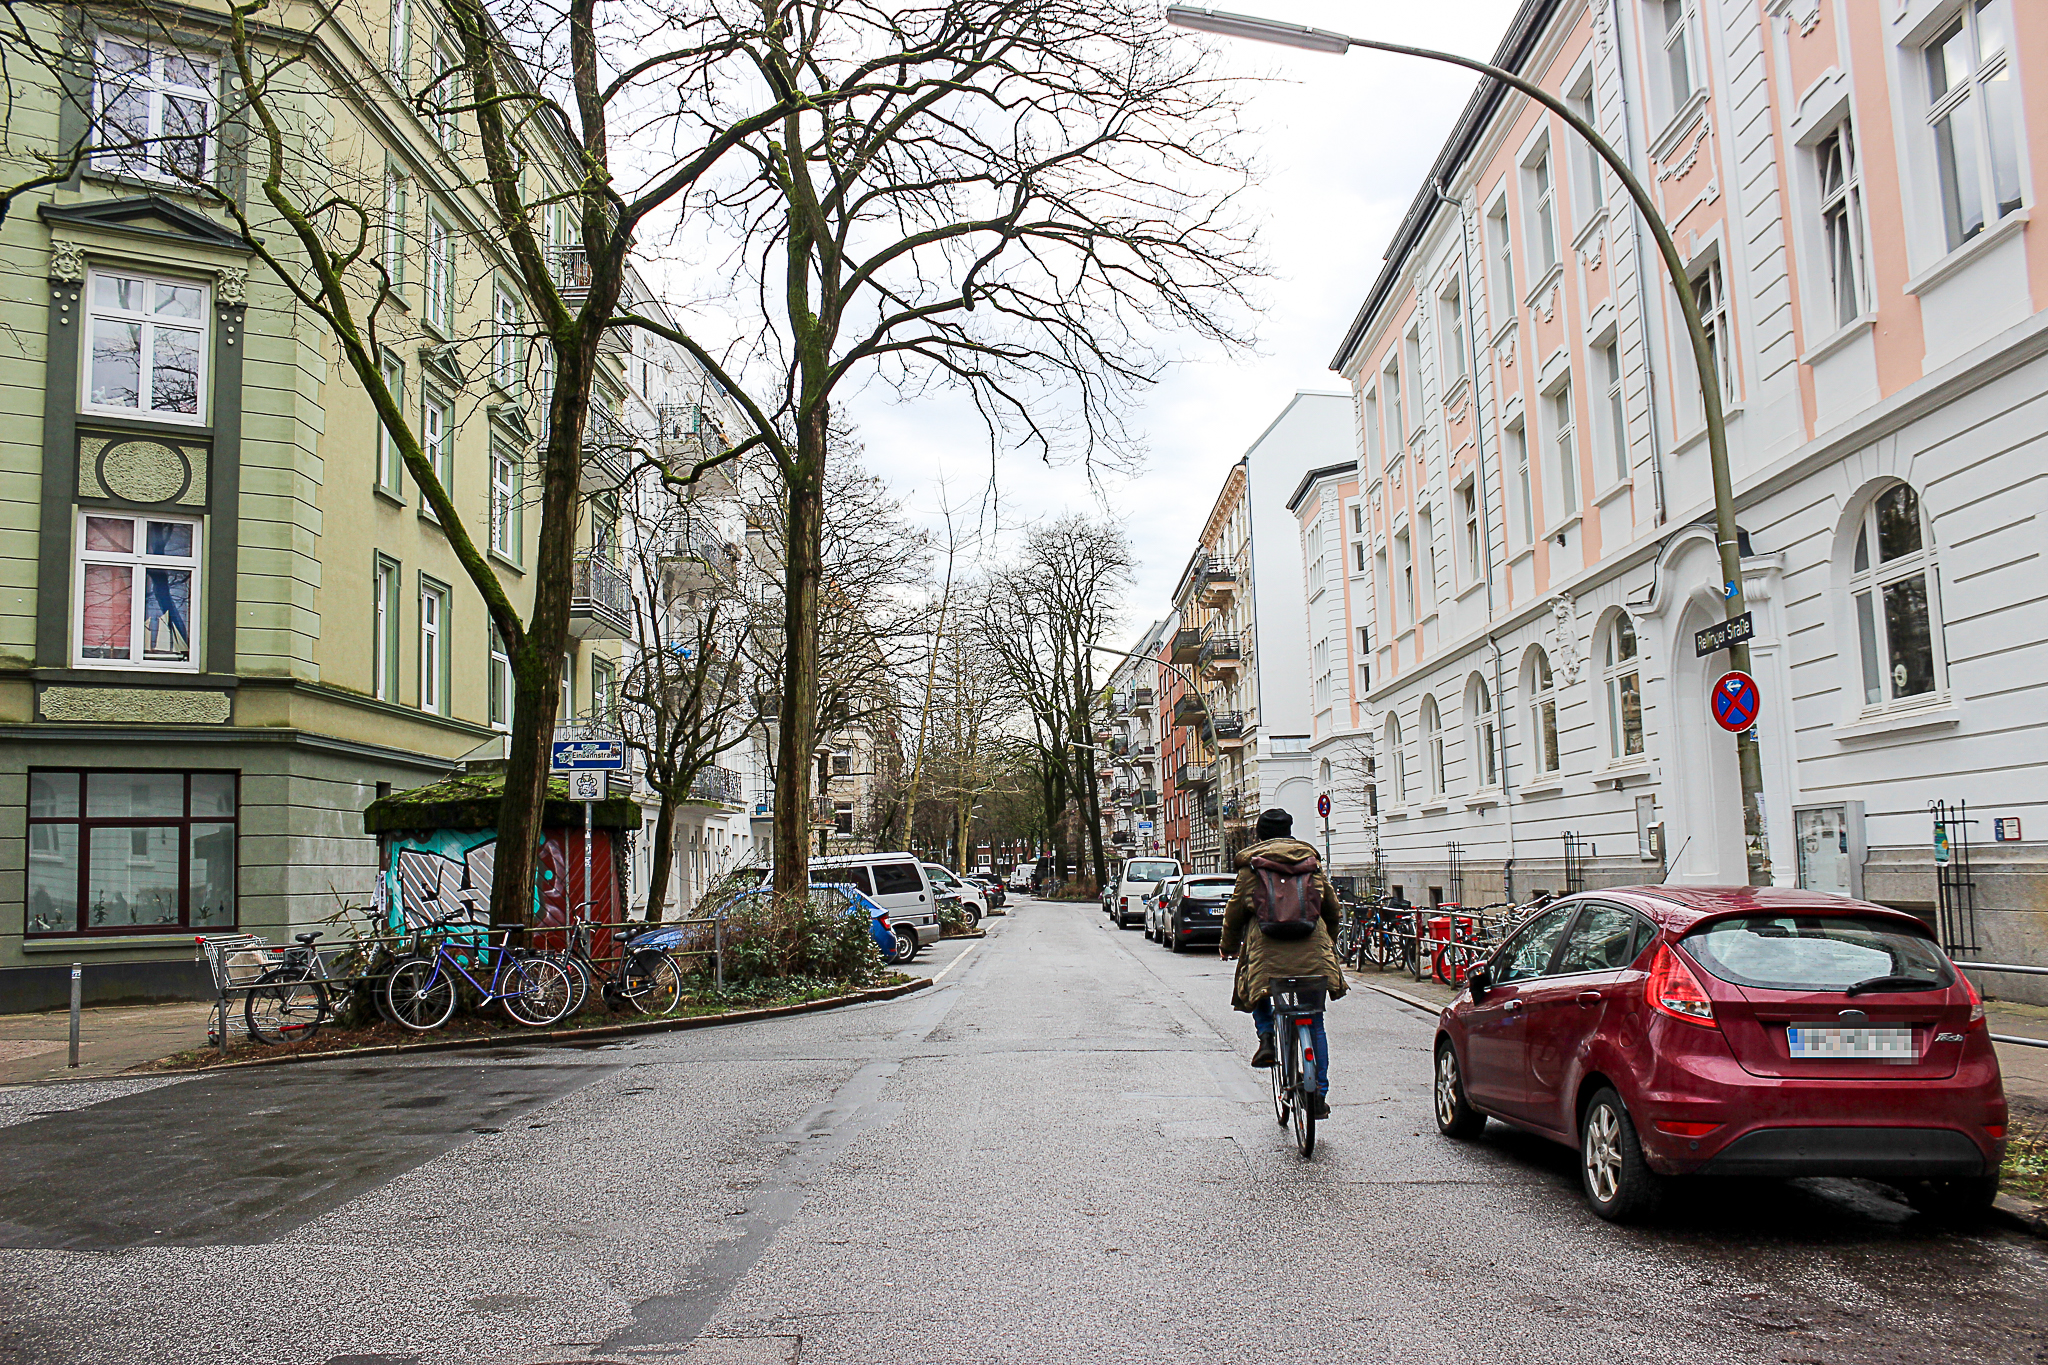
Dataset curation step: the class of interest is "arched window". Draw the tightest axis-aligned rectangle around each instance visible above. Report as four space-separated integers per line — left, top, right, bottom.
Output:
1468 673 1497 788
1318 757 1333 788
1850 482 1944 709
1421 695 1445 798
1385 712 1406 806
1526 647 1560 774
1604 612 1644 759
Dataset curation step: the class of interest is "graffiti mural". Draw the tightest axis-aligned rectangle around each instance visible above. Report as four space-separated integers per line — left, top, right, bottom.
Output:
375 827 618 939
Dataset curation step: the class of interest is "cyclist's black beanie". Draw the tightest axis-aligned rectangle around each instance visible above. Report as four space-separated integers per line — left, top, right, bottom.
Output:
1256 808 1293 841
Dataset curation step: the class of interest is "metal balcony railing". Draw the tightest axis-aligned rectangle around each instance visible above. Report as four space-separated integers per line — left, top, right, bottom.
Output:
569 553 632 640
689 766 741 804
1170 627 1202 665
550 245 592 300
1212 711 1246 740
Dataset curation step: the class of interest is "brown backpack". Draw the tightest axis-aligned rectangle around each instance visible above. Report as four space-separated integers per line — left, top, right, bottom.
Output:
1250 849 1322 941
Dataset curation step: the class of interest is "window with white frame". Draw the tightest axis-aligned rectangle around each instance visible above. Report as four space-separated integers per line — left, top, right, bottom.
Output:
373 554 400 701
1469 674 1498 788
1547 377 1579 521
388 0 411 80
93 40 215 183
1361 389 1380 465
1383 358 1404 467
421 387 453 501
486 622 509 728
492 284 522 392
591 655 617 722
1393 529 1414 629
1438 282 1467 386
424 212 453 333
1596 339 1628 484
1421 695 1445 799
1385 712 1406 805
1356 627 1372 695
1507 420 1533 546
419 578 449 714
75 512 198 669
382 168 408 286
1459 480 1482 583
490 444 520 558
1524 146 1559 278
1816 122 1867 327
1354 536 1368 574
1693 259 1733 401
377 350 405 495
1850 482 1945 710
1526 647 1560 775
1486 197 1515 327
1604 612 1644 759
1567 80 1606 220
85 269 206 422
1648 0 1694 126
1417 504 1438 617
431 35 461 149
1924 0 2021 254
1306 520 1325 597
1313 639 1331 710
1403 329 1423 434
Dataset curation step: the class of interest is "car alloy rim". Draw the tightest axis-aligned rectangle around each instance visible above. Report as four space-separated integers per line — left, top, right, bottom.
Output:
1435 1050 1458 1126
1584 1104 1622 1204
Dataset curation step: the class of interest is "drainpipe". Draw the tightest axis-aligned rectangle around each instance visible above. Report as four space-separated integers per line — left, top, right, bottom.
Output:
1435 179 1518 891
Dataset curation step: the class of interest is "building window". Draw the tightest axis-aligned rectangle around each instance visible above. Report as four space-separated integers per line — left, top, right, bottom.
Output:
487 620 510 730
1693 259 1733 401
1421 695 1445 799
424 212 453 332
1525 146 1559 277
1469 674 1497 789
1596 339 1627 484
590 655 616 721
1605 612 1644 759
1816 122 1866 327
1417 504 1438 617
1527 647 1560 774
1507 421 1533 546
1385 712 1406 806
1393 529 1414 629
490 445 520 558
75 512 198 670
93 40 215 183
834 802 854 836
419 578 449 714
1402 329 1423 433
421 387 453 499
382 168 408 285
372 554 400 701
1459 480 1482 582
387 0 411 80
1438 282 1466 385
1650 0 1694 124
1850 482 1944 710
1925 1 2021 253
1383 357 1403 464
1486 197 1514 327
493 284 522 392
84 269 206 422
1306 520 1325 597
431 35 461 149
26 769 237 935
1356 627 1372 696
377 350 405 495
1361 390 1380 464
1547 377 1578 519
1567 80 1605 219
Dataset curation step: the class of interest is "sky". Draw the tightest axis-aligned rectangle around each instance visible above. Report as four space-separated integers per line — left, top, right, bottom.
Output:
844 0 1525 645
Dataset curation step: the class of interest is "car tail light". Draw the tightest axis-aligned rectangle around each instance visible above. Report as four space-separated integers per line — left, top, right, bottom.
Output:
1653 1120 1720 1138
1958 969 1986 1024
1646 943 1716 1026
1986 1125 2006 1142
1121 897 1130 909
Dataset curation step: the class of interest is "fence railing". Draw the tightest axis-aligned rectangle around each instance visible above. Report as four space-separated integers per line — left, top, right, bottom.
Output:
1951 961 2048 1048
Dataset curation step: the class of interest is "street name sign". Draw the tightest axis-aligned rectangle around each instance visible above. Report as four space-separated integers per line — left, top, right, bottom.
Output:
1710 670 1760 734
551 738 625 771
1694 612 1755 657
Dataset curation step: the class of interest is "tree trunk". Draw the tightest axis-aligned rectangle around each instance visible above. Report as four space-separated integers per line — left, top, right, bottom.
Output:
495 651 561 934
772 416 827 896
645 790 678 923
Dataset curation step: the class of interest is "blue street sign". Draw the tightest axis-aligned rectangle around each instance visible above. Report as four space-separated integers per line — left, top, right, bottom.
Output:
1711 671 1760 734
552 738 625 771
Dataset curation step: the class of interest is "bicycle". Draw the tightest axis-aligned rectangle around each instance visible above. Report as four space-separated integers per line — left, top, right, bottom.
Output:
384 921 576 1031
244 931 337 1044
1266 976 1328 1158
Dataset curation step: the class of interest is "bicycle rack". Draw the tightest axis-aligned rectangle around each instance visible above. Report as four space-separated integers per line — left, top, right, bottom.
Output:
1563 831 1591 896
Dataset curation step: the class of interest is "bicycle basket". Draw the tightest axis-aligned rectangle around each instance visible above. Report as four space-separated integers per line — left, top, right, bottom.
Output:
1267 977 1327 1013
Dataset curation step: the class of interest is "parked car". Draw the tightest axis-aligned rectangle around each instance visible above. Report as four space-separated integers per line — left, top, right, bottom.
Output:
923 863 986 924
1135 875 1180 937
965 873 1007 910
770 853 943 960
1111 857 1181 929
810 882 907 964
1008 865 1035 893
1431 886 2007 1223
1157 873 1235 952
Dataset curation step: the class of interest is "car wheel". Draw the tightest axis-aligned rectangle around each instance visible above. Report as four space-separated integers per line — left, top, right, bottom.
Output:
1168 923 1184 954
1433 1040 1486 1139
1904 1175 2000 1223
894 928 919 962
1578 1088 1664 1223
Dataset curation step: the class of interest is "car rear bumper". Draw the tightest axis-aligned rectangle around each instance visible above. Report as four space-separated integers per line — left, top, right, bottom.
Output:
1175 920 1223 944
1695 1125 1989 1179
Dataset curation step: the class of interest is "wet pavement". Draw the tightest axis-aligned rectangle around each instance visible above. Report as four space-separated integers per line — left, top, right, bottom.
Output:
0 899 2044 1364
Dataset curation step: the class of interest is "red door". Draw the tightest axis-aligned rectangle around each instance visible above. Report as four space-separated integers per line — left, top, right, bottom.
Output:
1463 904 1576 1114
1517 902 1649 1133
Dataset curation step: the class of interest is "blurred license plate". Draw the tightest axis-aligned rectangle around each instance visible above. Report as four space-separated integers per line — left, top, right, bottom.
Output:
1787 1025 1915 1060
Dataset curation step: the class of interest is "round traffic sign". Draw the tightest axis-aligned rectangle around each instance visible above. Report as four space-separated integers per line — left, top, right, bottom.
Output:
1317 793 1332 819
1711 670 1760 734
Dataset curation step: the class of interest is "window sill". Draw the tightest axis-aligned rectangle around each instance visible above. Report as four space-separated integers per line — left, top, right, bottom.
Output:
1600 758 1652 782
1518 780 1565 799
1592 478 1632 509
79 405 209 433
1904 210 2029 298
1507 545 1535 570
1542 513 1584 543
22 933 211 953
1799 314 1875 366
1831 704 1960 743
56 661 205 680
487 550 525 576
1383 807 1412 821
1454 578 1486 604
418 507 444 532
1647 88 1711 164
1522 262 1565 311
1571 205 1611 254
1420 802 1450 816
1440 374 1473 409
1463 791 1501 810
374 486 406 509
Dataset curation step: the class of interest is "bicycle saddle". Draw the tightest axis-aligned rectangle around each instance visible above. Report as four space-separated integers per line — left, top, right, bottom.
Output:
294 931 324 945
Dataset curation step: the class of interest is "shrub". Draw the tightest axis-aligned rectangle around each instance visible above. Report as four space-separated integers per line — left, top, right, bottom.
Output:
937 899 973 935
718 891 884 990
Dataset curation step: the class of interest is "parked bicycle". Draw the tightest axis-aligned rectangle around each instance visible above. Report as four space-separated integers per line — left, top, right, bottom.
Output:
384 921 576 1031
1267 975 1328 1158
243 931 339 1044
538 919 685 1018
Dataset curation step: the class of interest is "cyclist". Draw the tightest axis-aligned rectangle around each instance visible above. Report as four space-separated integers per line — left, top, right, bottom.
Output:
1218 808 1346 1119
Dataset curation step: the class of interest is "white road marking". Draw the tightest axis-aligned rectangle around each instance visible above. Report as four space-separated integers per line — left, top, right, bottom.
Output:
930 942 980 985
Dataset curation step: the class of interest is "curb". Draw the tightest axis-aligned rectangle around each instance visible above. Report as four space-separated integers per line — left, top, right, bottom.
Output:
1355 977 1450 1017
940 929 989 941
127 977 934 1077
1993 1192 2048 1238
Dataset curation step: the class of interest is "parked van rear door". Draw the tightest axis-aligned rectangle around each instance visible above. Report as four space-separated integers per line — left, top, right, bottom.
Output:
868 859 932 924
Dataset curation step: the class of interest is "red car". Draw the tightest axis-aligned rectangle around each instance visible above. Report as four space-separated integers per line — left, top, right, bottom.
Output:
1431 886 2006 1222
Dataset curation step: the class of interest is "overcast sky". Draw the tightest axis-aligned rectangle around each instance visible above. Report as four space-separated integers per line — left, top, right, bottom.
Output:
841 1 1525 645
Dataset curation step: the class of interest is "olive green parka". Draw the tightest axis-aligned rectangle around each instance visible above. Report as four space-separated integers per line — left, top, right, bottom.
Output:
1218 837 1349 1012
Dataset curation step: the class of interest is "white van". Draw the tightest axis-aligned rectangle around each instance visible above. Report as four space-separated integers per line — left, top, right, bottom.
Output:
809 853 942 956
922 863 987 923
1111 856 1183 929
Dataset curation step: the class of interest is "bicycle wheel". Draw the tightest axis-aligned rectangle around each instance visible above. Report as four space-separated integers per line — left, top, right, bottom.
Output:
385 957 456 1032
1292 1029 1317 1158
245 966 328 1045
1431 942 1457 986
627 951 684 1016
1270 1023 1290 1127
542 951 591 1019
500 956 574 1027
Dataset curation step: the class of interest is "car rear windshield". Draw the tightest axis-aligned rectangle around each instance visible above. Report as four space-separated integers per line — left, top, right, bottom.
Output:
1183 880 1234 900
1126 860 1178 882
1682 914 1954 993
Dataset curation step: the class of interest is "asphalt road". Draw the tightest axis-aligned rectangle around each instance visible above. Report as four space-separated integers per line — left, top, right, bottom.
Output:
2 898 2045 1365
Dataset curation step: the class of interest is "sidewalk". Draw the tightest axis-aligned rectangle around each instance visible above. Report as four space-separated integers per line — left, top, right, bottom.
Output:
1343 966 2048 1114
0 999 216 1087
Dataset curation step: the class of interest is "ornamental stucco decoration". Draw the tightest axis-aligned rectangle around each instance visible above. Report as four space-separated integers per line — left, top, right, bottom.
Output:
79 436 205 506
214 266 248 306
41 687 232 724
48 238 85 283
1551 595 1585 684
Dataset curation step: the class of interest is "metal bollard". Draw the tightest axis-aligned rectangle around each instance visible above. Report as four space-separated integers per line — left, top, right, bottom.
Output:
68 963 81 1068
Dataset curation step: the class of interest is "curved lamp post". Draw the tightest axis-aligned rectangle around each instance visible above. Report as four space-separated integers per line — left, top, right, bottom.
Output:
1166 6 1768 884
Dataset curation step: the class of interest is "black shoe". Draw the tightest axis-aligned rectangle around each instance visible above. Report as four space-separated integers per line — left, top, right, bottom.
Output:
1250 1036 1276 1068
1308 1092 1330 1120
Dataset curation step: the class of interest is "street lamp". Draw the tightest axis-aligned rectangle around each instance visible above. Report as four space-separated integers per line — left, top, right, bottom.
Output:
1167 6 1769 884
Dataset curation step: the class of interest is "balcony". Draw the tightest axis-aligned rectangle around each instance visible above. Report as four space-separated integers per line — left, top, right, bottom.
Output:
1200 563 1239 608
569 553 633 640
1176 761 1216 790
581 405 637 492
1170 627 1202 665
1171 694 1206 729
657 403 737 498
1132 686 1154 709
550 245 592 303
1212 711 1247 744
689 765 742 805
1136 787 1158 810
1198 633 1242 678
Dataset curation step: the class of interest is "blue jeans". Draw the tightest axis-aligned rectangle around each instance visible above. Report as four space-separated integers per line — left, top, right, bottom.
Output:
1254 1000 1330 1095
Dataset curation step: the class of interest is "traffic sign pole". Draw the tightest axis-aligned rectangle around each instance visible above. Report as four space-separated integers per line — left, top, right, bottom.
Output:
1317 791 1332 870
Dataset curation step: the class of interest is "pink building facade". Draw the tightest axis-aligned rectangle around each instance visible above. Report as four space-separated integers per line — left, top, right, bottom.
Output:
1314 0 2048 987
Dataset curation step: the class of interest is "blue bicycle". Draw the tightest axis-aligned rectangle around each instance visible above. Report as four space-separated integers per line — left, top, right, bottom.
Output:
384 921 575 1031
